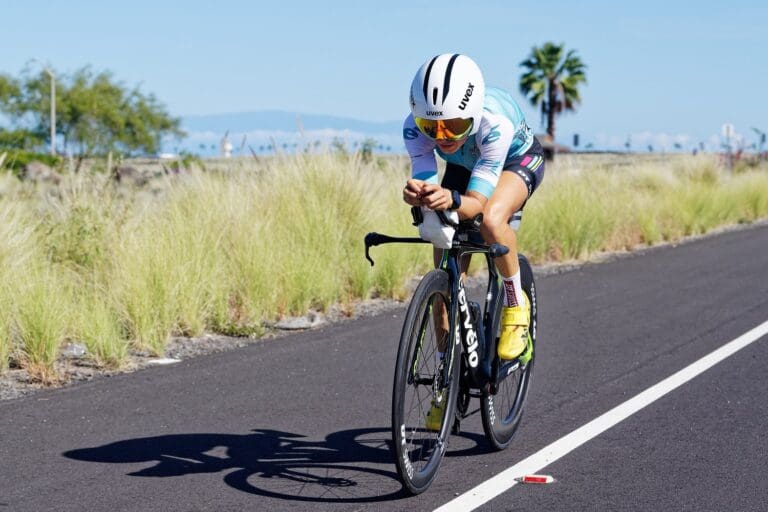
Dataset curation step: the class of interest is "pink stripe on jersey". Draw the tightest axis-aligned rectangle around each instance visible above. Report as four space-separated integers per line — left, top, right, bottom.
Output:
519 155 533 167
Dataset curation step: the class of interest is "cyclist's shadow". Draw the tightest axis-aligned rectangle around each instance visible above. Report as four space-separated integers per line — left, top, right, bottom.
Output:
63 427 433 503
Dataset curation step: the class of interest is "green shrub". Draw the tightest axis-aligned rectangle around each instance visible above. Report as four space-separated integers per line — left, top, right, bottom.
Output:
72 285 129 368
15 269 71 384
0 150 61 175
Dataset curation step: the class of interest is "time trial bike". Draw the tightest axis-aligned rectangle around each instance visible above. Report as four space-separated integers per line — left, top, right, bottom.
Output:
364 210 537 494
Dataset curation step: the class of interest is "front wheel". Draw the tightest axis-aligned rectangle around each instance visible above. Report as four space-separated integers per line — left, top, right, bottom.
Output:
481 254 537 450
392 269 460 494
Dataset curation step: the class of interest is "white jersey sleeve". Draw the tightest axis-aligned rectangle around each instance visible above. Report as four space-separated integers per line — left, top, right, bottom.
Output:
403 114 439 184
467 112 516 199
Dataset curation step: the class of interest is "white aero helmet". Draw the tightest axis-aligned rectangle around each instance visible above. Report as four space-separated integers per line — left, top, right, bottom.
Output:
409 53 486 139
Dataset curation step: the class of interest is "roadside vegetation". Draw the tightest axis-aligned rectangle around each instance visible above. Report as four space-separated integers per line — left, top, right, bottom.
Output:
1 152 767 383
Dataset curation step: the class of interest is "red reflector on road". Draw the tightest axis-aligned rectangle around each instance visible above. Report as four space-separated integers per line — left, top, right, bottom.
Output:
516 474 555 484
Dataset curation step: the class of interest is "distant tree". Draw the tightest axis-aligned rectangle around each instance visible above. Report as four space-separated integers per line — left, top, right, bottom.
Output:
752 127 766 153
360 138 377 163
519 42 587 141
0 65 184 159
0 74 22 112
331 137 347 155
0 75 43 150
0 127 43 149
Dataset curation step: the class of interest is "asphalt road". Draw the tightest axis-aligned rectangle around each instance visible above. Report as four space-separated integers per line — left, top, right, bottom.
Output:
1 224 767 512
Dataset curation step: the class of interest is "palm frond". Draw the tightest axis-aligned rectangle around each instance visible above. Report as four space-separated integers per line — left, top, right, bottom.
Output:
517 42 588 137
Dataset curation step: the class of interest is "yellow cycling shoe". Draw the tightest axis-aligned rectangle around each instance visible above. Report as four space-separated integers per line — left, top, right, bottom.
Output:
497 294 530 360
425 400 445 432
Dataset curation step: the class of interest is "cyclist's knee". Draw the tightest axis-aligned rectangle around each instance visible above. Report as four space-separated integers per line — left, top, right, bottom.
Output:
481 204 512 240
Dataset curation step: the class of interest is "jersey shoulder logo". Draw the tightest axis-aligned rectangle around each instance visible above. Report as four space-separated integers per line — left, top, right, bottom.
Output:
403 127 420 140
482 125 501 145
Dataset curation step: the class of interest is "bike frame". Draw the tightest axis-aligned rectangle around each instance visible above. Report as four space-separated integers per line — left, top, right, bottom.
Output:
442 244 521 395
364 230 519 396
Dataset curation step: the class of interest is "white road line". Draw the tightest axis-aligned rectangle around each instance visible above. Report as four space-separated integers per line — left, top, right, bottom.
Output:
435 320 768 512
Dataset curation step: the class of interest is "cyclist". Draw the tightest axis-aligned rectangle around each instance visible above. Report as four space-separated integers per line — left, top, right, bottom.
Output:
401 54 545 429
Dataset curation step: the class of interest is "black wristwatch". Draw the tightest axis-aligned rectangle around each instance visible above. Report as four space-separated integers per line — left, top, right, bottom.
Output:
449 189 462 210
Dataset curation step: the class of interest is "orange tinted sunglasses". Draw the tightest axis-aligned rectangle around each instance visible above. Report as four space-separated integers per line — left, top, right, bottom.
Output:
414 117 473 141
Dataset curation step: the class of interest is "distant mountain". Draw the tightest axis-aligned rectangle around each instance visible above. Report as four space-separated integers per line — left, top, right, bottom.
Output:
182 110 402 136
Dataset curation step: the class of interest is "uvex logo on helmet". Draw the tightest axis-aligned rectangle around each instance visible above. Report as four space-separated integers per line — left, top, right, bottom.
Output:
458 83 474 110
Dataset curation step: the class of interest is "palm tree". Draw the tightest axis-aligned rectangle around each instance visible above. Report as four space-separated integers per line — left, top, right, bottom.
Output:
519 42 587 141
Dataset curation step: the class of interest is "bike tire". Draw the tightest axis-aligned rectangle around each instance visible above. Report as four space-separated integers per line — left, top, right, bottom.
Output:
480 254 537 450
392 269 461 494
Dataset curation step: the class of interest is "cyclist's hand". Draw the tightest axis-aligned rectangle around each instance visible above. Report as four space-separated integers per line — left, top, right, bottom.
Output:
420 184 452 211
403 179 425 206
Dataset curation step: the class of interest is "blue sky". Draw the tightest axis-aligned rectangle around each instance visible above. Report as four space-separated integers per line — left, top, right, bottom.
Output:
2 0 767 151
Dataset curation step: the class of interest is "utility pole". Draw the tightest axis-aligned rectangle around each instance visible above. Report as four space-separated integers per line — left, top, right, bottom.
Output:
47 68 56 155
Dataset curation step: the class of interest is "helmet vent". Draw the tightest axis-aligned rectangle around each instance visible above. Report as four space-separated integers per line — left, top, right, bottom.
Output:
442 54 460 103
422 55 439 103
432 87 438 105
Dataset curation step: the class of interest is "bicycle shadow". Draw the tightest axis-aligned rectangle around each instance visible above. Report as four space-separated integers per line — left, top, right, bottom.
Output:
60 427 375 502
63 426 489 503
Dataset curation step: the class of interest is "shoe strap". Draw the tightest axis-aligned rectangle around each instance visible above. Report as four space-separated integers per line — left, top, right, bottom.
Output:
502 307 529 326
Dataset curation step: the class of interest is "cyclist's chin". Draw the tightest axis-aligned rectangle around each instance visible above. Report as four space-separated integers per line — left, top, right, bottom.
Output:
436 140 465 154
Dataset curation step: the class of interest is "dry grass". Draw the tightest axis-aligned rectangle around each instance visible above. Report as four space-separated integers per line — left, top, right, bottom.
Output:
1 151 767 381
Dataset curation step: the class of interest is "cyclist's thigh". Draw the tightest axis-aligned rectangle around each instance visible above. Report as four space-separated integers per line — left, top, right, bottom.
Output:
504 137 546 199
485 171 529 224
502 137 546 230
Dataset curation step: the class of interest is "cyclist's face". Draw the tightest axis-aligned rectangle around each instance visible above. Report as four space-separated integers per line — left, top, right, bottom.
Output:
435 137 467 154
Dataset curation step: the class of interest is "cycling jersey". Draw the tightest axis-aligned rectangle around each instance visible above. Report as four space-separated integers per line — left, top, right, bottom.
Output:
403 87 534 199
